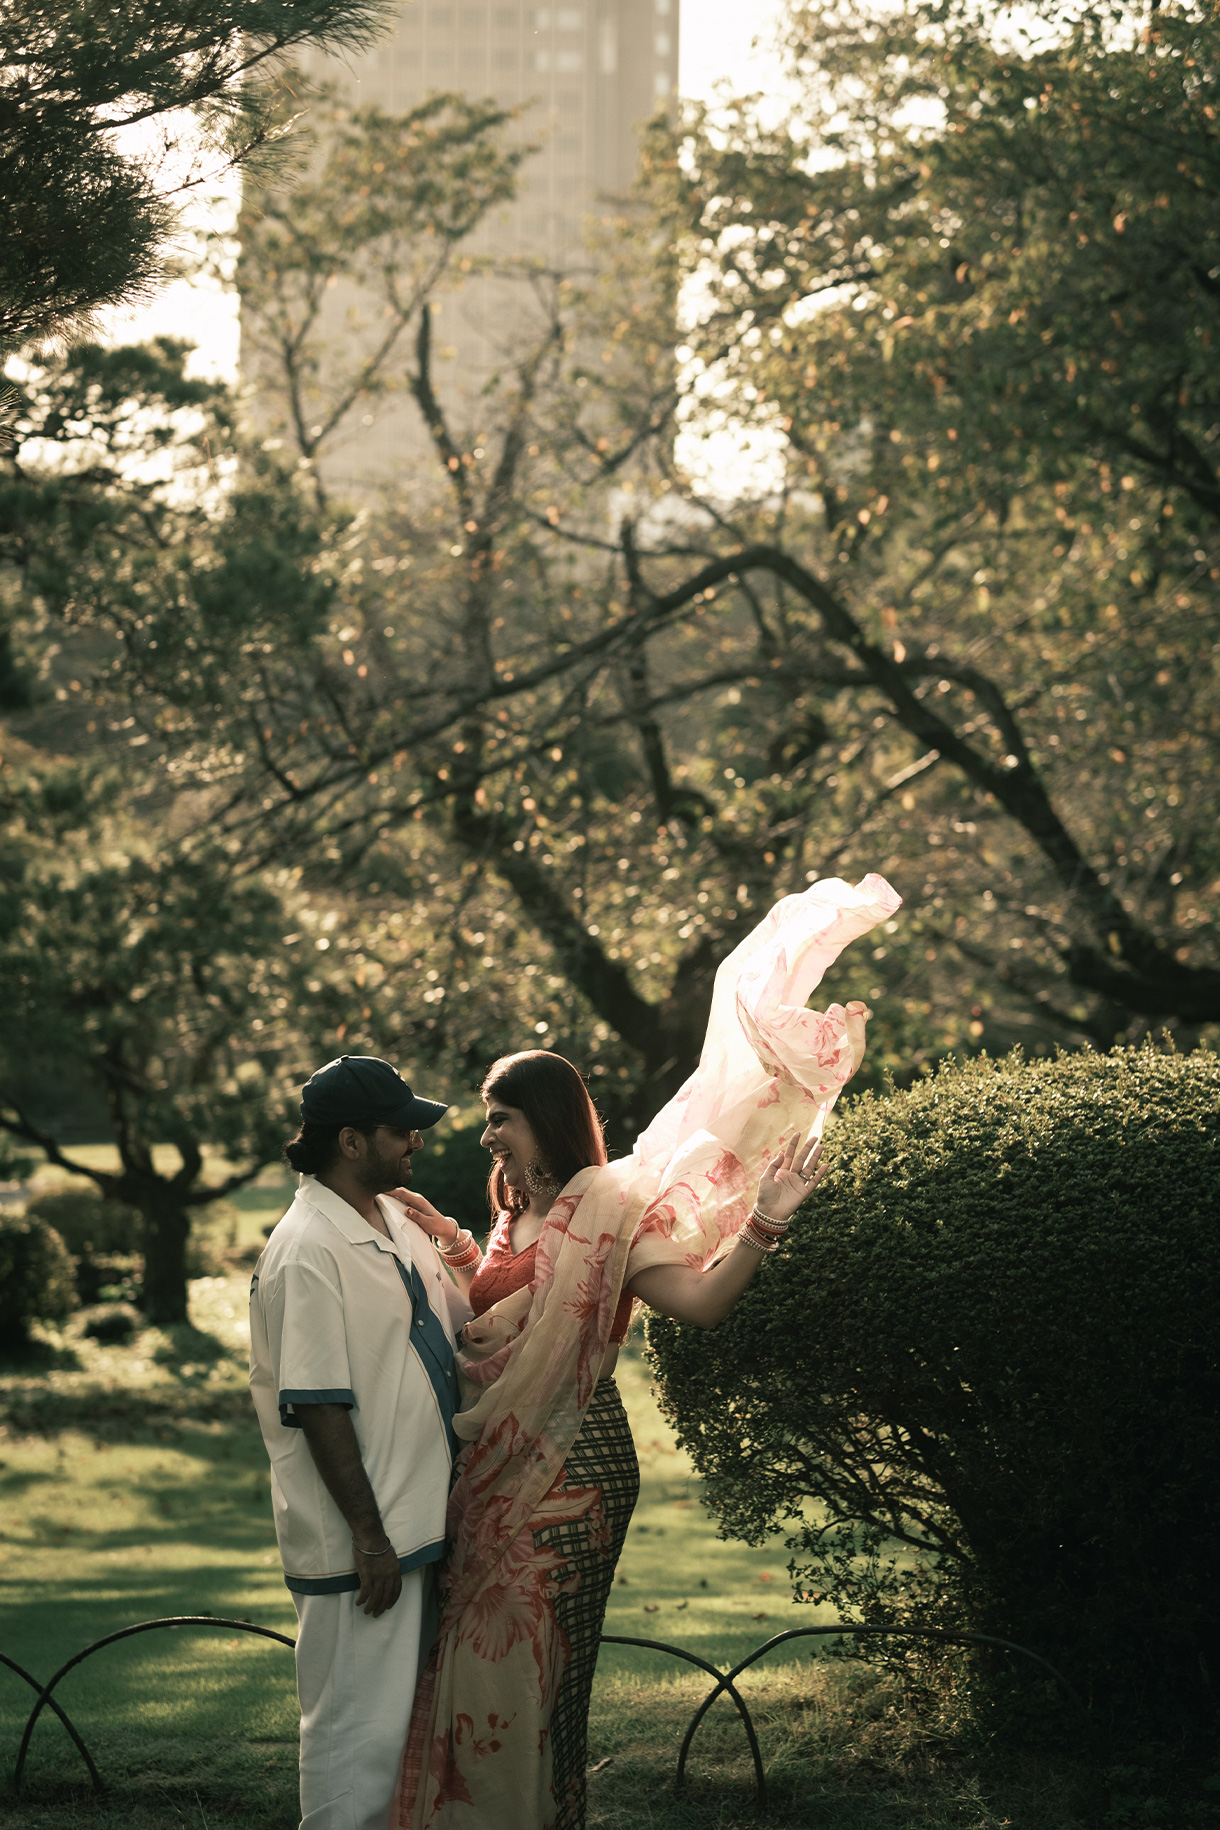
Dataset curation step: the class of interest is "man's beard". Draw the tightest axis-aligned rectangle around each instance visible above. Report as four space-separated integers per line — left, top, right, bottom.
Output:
359 1146 413 1193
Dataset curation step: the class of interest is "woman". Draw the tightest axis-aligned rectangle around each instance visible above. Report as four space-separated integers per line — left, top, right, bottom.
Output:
394 872 901 1830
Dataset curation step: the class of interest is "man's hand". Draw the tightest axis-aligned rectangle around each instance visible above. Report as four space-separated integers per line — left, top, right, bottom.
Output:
297 1404 400 1612
352 1539 402 1618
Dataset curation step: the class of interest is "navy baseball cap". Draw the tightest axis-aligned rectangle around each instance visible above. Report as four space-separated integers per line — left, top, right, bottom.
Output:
300 1056 448 1131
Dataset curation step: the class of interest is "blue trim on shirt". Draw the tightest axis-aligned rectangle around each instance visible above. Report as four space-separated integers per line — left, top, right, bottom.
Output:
283 1539 445 1595
278 1387 356 1427
390 1256 460 1455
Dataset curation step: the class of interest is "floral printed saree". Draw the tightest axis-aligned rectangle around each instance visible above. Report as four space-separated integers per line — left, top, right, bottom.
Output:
399 872 901 1830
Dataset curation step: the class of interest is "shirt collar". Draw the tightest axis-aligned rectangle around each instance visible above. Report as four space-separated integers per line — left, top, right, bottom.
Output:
297 1174 414 1265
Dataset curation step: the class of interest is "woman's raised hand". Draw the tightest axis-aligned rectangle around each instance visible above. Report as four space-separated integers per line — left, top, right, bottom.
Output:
387 1186 458 1246
755 1132 827 1227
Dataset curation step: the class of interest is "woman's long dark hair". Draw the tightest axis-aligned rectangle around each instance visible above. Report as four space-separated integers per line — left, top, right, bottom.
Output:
481 1050 607 1215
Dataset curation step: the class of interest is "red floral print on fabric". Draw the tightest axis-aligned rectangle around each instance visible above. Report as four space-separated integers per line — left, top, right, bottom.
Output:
400 874 901 1830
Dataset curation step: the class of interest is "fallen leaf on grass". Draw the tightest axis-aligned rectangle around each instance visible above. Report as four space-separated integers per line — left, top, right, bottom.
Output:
752 1612 770 1621
644 1604 659 1613
587 1757 613 1775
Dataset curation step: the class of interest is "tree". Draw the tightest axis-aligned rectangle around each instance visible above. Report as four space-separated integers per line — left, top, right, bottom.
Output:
103 105 940 1131
649 0 1220 1034
0 0 394 362
212 62 1217 1101
0 795 323 1322
238 84 530 500
8 20 1216 1158
5 105 747 1140
0 333 335 725
0 329 616 1174
0 337 361 1321
756 0 1220 524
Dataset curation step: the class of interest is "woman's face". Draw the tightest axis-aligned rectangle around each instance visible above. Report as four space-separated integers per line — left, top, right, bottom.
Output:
480 1097 541 1191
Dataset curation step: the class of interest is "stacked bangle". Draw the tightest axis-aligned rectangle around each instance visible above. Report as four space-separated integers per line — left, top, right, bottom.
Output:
438 1226 481 1270
738 1204 791 1254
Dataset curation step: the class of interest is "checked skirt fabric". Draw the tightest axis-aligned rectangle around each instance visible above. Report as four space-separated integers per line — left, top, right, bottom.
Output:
534 1378 640 1830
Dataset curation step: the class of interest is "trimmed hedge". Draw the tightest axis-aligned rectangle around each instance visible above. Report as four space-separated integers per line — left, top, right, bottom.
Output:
0 1213 78 1345
19 1190 224 1300
23 1187 142 1256
647 1046 1220 1738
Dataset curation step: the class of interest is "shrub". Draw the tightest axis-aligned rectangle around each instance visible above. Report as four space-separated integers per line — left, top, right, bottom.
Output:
647 1046 1220 1741
24 1187 142 1256
79 1302 140 1344
73 1251 142 1306
24 1189 230 1291
0 1137 33 1183
0 1213 78 1345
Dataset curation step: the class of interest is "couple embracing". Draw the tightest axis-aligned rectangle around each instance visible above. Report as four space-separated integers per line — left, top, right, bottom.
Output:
248 873 901 1830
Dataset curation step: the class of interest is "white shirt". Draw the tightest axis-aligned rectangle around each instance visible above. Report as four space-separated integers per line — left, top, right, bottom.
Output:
249 1176 472 1593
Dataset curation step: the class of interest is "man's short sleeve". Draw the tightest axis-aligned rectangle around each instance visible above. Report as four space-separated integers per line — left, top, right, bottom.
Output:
263 1259 355 1427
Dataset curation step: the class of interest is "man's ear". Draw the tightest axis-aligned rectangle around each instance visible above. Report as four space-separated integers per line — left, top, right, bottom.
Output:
338 1125 363 1160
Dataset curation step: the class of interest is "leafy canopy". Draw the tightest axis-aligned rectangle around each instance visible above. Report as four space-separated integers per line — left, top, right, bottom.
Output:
4 7 1218 1184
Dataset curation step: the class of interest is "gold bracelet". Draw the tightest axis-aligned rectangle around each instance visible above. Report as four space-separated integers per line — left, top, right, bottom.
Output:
353 1537 394 1557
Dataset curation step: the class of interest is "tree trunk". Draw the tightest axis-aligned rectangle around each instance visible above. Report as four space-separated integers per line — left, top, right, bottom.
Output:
598 1039 698 1155
595 947 721 1151
138 1193 191 1324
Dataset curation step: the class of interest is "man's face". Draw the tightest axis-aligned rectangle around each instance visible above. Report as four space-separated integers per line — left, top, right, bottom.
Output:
354 1125 422 1193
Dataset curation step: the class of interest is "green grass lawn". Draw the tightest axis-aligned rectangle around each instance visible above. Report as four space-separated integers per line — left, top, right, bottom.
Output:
0 1273 1131 1830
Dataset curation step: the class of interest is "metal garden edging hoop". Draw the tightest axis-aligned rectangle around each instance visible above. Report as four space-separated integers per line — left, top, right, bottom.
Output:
5 1615 1081 1814
12 1617 296 1792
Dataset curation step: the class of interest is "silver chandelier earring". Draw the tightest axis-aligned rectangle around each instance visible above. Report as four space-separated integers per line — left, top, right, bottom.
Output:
523 1157 559 1199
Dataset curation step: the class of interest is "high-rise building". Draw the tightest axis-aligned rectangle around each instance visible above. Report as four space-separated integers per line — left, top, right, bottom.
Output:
273 0 679 491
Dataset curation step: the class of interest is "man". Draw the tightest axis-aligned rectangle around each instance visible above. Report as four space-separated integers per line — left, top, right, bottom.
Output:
249 1055 470 1830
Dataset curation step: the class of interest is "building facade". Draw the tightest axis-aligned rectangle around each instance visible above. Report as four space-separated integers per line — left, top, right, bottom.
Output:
266 0 679 491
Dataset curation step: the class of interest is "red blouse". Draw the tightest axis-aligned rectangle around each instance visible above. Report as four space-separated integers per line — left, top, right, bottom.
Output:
469 1214 634 1343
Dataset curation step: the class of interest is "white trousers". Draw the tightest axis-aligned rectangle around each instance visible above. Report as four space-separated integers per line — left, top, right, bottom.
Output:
292 1571 425 1830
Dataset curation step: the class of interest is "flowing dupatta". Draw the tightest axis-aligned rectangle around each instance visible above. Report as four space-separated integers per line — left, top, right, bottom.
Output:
400 873 901 1830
